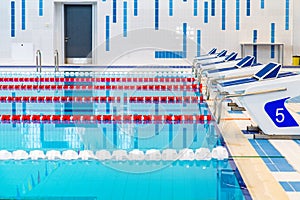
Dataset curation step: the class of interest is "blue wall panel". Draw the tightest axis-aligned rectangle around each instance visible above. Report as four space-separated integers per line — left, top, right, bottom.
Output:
21 0 26 30
211 0 215 16
113 0 117 23
11 1 15 37
169 0 173 16
221 0 226 30
246 0 250 16
204 2 208 23
39 0 43 16
271 23 275 58
253 30 258 63
106 16 110 51
285 0 289 30
261 0 265 9
197 30 201 57
134 0 138 16
155 0 159 30
194 0 198 16
123 2 127 37
236 0 240 30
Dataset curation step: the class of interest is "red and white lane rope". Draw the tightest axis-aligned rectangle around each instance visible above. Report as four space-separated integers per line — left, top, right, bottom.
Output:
0 84 202 92
0 77 195 83
0 96 204 104
1 114 212 124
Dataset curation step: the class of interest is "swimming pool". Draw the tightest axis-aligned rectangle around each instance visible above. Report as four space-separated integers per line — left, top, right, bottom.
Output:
0 69 248 199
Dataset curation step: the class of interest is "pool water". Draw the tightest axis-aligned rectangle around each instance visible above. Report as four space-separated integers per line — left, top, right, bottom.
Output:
0 71 248 199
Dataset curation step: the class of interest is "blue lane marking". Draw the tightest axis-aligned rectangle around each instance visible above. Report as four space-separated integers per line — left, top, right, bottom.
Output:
280 181 300 192
204 1 208 23
106 16 110 51
221 0 226 30
22 0 26 30
193 123 197 142
134 127 138 148
169 124 173 148
169 0 173 16
11 1 15 37
249 140 295 172
155 0 159 30
183 128 187 148
103 127 107 148
134 0 138 16
236 0 240 30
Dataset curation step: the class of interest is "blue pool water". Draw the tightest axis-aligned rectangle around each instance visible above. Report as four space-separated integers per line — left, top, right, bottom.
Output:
0 71 248 199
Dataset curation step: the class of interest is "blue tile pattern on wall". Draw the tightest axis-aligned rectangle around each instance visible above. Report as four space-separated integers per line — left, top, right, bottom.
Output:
106 16 110 51
204 1 208 23
211 0 215 16
11 1 15 37
182 23 187 57
4 0 293 62
169 0 173 16
221 0 226 30
123 1 127 37
261 0 264 9
39 0 43 16
246 0 250 16
285 0 289 30
197 30 201 57
253 30 258 63
113 0 117 23
134 0 138 16
194 0 198 16
155 0 159 30
271 23 275 58
236 0 240 30
21 0 26 30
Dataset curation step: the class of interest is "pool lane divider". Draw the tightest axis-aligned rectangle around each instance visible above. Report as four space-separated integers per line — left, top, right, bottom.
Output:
0 84 202 92
0 96 204 104
0 77 196 83
0 114 212 124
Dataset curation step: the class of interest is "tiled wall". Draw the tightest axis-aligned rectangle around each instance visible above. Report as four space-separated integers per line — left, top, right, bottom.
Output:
0 0 297 65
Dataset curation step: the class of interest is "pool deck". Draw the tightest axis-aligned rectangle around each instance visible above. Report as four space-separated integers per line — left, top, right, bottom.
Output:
207 98 300 200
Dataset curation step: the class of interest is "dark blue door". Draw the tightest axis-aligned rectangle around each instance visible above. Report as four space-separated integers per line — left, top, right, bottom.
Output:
64 5 92 63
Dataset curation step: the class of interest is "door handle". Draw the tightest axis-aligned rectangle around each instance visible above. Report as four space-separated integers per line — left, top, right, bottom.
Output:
65 37 70 43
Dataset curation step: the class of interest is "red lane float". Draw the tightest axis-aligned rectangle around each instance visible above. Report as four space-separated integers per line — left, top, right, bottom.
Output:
0 77 196 83
0 84 201 91
2 114 213 124
0 96 204 104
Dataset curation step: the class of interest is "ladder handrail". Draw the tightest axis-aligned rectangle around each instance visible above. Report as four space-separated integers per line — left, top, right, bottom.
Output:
54 50 59 72
36 50 42 73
